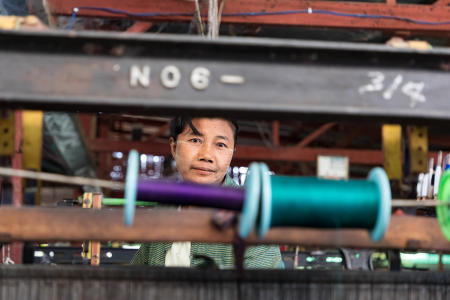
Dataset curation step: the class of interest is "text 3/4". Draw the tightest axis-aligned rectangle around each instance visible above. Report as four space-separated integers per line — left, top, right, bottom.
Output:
358 71 426 108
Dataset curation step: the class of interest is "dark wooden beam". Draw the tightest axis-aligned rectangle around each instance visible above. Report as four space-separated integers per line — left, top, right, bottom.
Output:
0 207 447 251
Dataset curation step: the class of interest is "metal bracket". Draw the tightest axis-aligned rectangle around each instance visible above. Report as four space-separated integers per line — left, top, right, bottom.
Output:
339 248 374 270
0 110 14 155
409 126 428 173
82 193 102 266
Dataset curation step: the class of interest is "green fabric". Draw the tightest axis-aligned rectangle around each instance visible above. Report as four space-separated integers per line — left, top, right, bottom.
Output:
130 174 283 268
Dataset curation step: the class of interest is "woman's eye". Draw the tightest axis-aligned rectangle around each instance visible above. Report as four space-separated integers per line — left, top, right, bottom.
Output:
217 143 228 148
190 138 201 143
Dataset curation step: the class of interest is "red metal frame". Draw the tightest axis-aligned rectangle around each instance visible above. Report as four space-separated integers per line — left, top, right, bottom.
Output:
97 119 110 180
10 110 23 264
12 111 23 206
295 122 336 149
88 137 443 167
46 0 450 35
88 139 386 165
272 121 280 148
126 21 154 33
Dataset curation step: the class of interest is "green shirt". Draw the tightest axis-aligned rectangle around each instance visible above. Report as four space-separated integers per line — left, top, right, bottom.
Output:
130 174 283 269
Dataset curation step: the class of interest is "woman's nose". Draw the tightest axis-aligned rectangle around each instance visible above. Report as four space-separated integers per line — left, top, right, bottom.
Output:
198 143 214 162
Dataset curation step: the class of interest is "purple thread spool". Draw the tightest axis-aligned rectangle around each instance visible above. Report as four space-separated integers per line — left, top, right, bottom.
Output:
137 180 245 211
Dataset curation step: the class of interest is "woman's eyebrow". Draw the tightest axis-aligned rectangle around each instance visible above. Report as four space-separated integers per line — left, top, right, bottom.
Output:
187 130 204 137
215 135 229 141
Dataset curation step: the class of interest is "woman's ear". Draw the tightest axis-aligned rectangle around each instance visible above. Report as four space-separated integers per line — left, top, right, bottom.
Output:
169 137 177 158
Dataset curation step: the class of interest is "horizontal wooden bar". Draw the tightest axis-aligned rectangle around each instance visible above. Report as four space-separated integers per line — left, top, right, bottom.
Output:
0 206 447 251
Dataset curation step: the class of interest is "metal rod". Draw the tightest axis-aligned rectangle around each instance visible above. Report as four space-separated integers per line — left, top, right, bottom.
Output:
0 167 124 190
391 199 449 207
102 198 156 206
0 167 448 207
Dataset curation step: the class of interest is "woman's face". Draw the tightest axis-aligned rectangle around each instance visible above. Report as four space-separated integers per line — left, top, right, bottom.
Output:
170 118 235 185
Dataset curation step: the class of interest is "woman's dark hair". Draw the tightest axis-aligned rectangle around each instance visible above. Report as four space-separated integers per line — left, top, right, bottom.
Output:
169 116 239 146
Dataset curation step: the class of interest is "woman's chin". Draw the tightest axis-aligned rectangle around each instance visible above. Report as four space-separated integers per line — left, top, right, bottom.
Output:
186 175 219 185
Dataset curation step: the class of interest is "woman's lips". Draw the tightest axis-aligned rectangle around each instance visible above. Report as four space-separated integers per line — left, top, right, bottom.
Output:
191 167 216 175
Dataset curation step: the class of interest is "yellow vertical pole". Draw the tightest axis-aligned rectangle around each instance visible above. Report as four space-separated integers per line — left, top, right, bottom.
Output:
22 110 43 205
382 124 403 181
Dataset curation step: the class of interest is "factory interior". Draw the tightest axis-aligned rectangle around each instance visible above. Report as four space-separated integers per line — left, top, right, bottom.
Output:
0 0 449 299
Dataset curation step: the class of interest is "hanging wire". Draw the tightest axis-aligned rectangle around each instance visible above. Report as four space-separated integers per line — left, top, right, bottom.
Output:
194 0 205 37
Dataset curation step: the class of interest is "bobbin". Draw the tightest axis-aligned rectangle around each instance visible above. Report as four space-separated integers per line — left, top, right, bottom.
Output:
239 162 392 242
239 163 262 238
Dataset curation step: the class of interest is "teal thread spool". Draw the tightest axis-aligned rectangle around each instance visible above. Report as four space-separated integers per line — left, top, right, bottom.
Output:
241 163 391 241
270 177 379 227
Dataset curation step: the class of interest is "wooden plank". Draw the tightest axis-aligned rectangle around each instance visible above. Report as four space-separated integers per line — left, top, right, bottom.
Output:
0 206 447 251
45 0 450 34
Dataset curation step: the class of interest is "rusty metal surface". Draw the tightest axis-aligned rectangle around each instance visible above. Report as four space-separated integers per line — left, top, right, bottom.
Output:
0 265 449 300
0 30 450 122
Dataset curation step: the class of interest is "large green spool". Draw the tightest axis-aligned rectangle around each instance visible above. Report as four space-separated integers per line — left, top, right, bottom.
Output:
240 163 392 241
437 171 450 241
